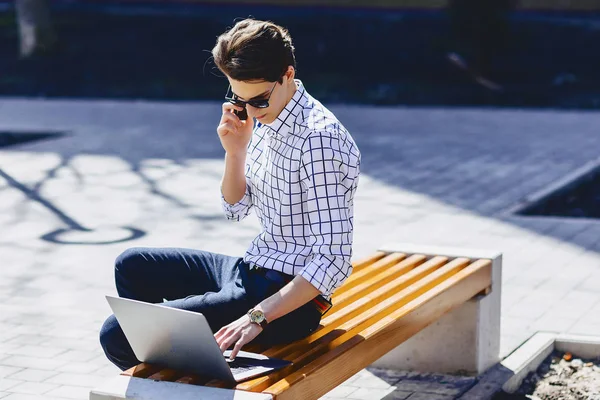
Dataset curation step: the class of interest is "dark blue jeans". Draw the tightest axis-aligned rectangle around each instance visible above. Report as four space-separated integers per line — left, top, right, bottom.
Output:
99 247 322 371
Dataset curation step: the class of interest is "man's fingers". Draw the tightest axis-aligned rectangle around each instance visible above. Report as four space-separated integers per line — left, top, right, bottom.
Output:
230 337 246 360
217 122 237 136
222 102 244 113
218 330 239 353
214 326 227 341
221 112 242 126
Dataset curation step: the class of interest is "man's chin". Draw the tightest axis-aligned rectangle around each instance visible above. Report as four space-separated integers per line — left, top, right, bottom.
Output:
256 115 274 124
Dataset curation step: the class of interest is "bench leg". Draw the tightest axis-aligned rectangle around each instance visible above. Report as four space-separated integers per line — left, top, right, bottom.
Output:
371 244 502 375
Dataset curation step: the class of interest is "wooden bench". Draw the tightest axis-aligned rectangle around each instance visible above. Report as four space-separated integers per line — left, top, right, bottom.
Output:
90 243 502 400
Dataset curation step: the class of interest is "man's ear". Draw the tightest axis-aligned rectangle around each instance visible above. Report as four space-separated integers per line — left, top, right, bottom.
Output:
283 66 295 83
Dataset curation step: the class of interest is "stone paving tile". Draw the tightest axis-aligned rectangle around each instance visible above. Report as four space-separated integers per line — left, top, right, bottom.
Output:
406 393 456 400
3 369 58 383
346 387 397 400
39 337 99 353
92 364 122 377
530 315 578 333
0 380 22 392
52 350 99 364
568 319 600 336
44 372 106 388
4 381 60 396
44 385 90 400
0 366 23 379
397 375 475 396
55 361 109 375
0 356 70 371
2 101 600 399
378 392 414 400
322 385 360 398
1 394 66 400
3 346 68 359
2 336 51 347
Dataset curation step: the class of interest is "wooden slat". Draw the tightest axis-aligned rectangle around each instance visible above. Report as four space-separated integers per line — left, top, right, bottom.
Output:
350 251 387 273
175 374 210 385
332 254 426 310
230 251 400 357
334 253 407 296
242 252 391 355
263 259 492 400
147 368 186 382
230 254 389 355
259 255 451 361
236 257 469 392
205 379 234 388
121 363 163 378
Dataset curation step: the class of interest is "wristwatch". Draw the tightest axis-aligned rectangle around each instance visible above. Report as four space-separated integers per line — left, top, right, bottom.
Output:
247 308 268 329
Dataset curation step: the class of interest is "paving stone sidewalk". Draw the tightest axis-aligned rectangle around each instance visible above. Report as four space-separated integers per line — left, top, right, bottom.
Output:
1 99 600 399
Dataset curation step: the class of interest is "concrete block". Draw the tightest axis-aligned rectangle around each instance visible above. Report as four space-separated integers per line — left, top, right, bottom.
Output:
501 332 556 393
555 333 600 359
458 332 555 399
89 375 273 400
372 244 502 375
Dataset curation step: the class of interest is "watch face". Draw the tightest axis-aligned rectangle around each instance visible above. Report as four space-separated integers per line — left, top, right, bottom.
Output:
250 309 265 323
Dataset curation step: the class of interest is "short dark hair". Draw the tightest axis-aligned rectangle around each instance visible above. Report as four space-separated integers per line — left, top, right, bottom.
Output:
212 18 296 83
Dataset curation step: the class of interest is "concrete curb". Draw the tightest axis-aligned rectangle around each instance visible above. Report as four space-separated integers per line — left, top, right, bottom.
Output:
501 156 600 221
458 331 600 399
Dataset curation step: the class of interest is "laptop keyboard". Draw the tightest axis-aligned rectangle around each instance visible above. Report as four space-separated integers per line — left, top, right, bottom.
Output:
227 360 256 374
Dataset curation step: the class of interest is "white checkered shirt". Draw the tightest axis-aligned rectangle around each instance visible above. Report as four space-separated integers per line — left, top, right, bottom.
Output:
221 80 361 297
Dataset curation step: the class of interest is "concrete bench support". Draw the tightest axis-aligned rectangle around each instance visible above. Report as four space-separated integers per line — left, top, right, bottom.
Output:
371 243 502 375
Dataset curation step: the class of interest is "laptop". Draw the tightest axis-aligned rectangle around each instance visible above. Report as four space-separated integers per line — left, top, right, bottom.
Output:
105 295 292 383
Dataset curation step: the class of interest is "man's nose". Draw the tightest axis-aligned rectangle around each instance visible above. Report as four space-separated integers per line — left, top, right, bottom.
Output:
246 105 262 118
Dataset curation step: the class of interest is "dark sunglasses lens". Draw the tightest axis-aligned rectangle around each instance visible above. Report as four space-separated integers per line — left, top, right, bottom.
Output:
227 98 246 107
249 100 269 109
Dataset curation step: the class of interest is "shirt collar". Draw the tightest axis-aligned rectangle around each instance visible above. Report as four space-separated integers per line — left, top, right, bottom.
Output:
260 79 309 138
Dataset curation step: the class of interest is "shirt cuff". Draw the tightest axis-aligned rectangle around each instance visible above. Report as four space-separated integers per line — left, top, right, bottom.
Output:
299 256 340 297
220 185 252 221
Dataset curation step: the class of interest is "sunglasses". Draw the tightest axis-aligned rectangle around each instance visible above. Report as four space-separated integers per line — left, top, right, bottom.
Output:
225 82 278 109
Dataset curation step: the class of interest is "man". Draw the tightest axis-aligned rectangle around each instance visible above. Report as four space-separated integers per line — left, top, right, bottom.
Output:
99 18 360 369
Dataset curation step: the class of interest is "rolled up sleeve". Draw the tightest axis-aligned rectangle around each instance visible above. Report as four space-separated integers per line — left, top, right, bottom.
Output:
221 179 253 221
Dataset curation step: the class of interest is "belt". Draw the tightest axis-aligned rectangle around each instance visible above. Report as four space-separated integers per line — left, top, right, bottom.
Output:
250 265 332 316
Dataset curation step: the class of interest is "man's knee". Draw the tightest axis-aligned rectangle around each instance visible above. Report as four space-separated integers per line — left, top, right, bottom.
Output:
99 314 138 371
99 314 123 354
115 247 149 278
